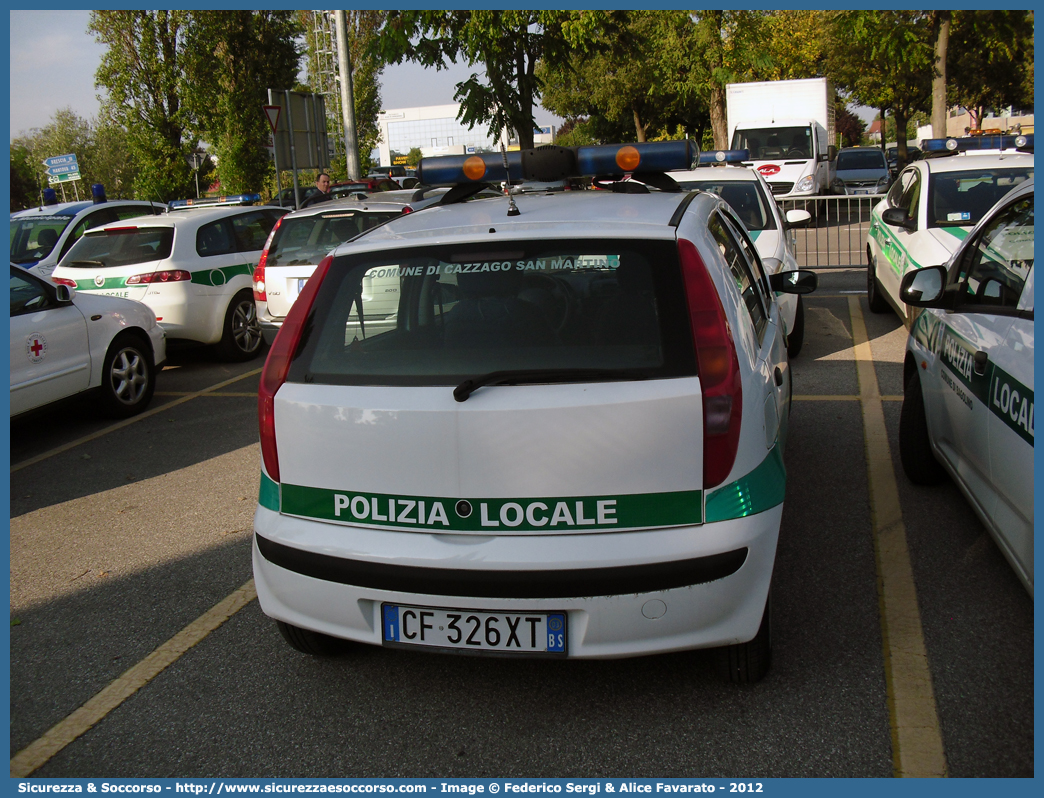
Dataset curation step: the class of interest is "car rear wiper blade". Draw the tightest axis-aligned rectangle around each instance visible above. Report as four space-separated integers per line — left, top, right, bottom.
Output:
454 368 649 403
70 260 106 267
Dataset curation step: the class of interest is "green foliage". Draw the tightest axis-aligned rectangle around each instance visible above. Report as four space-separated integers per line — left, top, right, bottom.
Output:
183 11 300 194
948 11 1034 121
373 11 572 150
405 148 424 167
10 145 38 210
89 11 196 202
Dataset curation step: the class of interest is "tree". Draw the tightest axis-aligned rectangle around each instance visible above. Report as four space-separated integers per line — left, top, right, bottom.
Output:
948 11 1034 130
12 109 95 202
759 10 829 81
89 10 196 202
10 144 38 210
826 12 933 167
929 11 952 138
374 11 571 150
183 11 300 194
834 103 866 147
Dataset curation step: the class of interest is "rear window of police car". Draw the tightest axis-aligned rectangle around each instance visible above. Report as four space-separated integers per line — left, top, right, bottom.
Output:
288 239 697 386
64 227 174 268
267 209 401 268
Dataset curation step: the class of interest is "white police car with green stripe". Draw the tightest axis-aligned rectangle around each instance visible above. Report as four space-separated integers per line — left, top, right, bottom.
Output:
252 141 817 681
867 137 1032 325
51 204 287 361
898 177 1033 595
668 151 812 356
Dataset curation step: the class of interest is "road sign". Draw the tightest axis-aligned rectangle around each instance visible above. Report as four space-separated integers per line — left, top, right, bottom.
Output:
45 164 80 177
43 154 78 169
263 105 281 134
48 171 81 184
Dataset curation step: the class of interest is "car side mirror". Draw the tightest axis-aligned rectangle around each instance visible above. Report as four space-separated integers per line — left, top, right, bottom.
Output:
54 284 74 303
822 145 837 162
770 269 818 295
784 209 812 228
882 207 915 231
899 266 947 307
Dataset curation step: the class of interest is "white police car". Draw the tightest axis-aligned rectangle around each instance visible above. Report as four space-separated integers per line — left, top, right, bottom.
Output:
898 178 1033 595
253 189 478 344
668 150 812 356
50 198 287 361
11 195 167 279
252 142 817 682
11 264 165 418
867 135 1033 324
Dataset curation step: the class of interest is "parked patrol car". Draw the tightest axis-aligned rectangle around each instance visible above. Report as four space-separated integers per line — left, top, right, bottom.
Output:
668 150 812 356
10 264 165 418
867 135 1033 324
51 200 287 361
898 178 1033 595
252 142 817 682
11 198 167 279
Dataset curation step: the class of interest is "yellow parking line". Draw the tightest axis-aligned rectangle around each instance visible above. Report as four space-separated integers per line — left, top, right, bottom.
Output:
10 580 257 778
849 296 947 778
10 369 262 474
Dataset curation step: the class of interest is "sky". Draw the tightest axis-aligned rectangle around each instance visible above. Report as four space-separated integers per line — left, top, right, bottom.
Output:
8 10 547 139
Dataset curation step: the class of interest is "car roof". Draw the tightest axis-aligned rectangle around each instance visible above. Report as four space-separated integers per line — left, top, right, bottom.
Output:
349 190 692 251
87 205 281 231
11 200 159 219
921 152 1034 173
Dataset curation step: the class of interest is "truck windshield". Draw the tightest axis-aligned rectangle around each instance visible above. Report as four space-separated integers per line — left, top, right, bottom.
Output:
731 127 813 160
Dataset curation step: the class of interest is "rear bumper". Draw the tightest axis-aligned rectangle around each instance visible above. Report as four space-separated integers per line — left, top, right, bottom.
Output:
252 502 782 659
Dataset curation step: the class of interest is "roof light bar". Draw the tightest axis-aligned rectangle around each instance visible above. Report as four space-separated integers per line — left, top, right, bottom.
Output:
920 135 1033 154
169 194 261 209
416 140 701 187
697 149 751 166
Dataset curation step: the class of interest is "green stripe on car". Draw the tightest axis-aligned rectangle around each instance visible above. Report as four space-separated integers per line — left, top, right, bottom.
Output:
190 263 253 287
705 445 786 522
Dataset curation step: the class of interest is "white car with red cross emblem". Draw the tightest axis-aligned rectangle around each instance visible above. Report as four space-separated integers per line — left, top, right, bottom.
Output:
898 178 1033 596
251 141 817 682
10 264 165 418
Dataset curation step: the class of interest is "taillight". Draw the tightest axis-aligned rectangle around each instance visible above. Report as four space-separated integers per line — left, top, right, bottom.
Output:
401 206 413 214
258 252 334 483
52 277 77 289
678 238 743 489
126 270 191 284
254 217 283 301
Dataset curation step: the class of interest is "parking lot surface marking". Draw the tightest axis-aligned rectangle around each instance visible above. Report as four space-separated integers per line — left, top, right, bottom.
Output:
10 580 258 777
849 296 947 778
10 369 262 474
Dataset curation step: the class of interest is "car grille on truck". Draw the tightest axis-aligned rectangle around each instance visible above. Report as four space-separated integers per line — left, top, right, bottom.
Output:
769 182 794 195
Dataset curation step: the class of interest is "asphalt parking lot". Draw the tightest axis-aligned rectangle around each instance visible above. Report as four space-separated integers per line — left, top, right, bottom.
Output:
9 270 1033 778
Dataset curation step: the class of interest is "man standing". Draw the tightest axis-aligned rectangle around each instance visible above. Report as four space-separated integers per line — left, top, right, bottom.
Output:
301 173 332 208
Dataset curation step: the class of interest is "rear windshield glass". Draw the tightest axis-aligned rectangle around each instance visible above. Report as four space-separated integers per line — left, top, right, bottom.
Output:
673 180 776 231
836 150 887 170
62 227 175 268
10 215 74 265
266 209 400 268
929 167 1033 228
288 239 697 386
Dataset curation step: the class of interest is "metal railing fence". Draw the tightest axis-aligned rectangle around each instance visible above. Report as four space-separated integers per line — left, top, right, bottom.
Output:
781 195 885 269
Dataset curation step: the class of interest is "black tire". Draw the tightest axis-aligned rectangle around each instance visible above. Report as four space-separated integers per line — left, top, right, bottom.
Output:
215 289 263 361
716 593 772 684
98 333 156 418
899 371 946 485
276 621 354 657
867 252 889 313
786 295 805 358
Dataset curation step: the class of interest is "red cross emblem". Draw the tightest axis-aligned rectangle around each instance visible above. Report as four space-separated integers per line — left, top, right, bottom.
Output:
30 339 43 357
26 332 46 362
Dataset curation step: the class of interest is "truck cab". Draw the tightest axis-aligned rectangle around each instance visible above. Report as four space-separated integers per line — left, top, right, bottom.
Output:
730 119 835 199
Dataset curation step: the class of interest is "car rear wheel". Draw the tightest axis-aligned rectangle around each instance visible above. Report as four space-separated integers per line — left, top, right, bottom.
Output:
716 592 772 683
215 289 263 361
98 333 155 418
276 621 355 657
899 371 946 485
867 252 889 313
786 296 805 358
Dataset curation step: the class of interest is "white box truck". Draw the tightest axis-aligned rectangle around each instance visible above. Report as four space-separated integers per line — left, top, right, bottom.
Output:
726 78 836 200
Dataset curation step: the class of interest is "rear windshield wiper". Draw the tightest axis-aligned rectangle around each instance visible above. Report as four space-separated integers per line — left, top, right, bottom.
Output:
454 368 649 402
70 260 106 267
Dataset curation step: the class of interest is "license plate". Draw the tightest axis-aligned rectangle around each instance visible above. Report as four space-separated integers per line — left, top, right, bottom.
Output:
381 604 567 655
853 189 872 195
